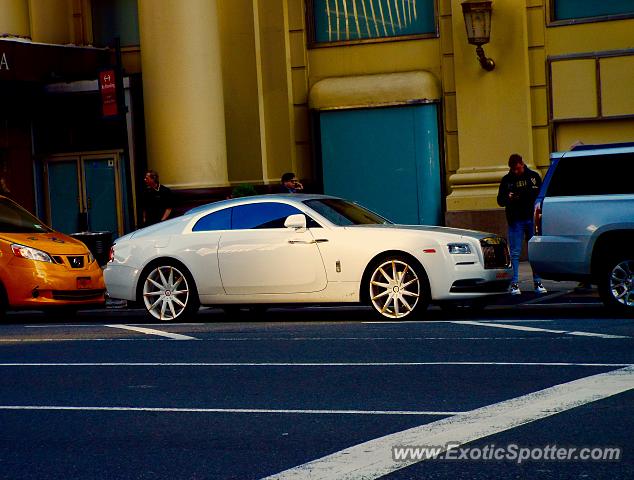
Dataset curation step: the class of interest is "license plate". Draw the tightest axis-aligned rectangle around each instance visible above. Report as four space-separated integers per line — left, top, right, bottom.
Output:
77 277 92 289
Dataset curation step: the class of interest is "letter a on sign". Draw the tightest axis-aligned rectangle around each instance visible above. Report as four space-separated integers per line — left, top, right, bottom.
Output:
0 53 8 70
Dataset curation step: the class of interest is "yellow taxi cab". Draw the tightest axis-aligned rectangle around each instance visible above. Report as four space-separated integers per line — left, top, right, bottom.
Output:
0 195 105 314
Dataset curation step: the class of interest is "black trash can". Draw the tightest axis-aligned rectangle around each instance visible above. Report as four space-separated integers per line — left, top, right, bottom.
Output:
70 231 113 266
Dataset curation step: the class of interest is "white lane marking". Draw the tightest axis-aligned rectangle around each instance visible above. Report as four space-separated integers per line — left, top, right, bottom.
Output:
104 325 199 340
0 362 629 367
0 337 597 343
452 320 630 339
363 320 555 324
0 406 460 416
261 365 634 480
25 323 205 328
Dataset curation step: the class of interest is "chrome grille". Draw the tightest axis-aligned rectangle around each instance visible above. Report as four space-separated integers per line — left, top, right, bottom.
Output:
67 256 85 269
480 237 510 269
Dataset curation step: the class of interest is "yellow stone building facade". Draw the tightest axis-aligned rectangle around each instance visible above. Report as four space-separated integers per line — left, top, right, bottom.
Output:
0 0 633 233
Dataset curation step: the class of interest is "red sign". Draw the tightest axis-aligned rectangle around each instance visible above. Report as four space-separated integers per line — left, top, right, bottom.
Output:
99 69 118 117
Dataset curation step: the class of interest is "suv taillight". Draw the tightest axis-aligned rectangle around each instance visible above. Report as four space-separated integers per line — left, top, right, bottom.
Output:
533 201 542 236
108 245 115 263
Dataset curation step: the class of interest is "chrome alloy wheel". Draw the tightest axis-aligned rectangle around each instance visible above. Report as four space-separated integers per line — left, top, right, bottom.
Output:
609 260 634 308
369 259 420 319
142 265 191 320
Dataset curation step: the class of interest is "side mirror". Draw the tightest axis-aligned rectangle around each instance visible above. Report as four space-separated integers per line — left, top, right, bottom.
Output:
284 214 306 230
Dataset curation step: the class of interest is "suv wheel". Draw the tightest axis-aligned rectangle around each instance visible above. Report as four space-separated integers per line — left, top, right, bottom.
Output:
598 257 634 314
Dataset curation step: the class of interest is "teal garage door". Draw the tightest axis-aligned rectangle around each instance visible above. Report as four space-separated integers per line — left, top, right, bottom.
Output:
319 104 441 225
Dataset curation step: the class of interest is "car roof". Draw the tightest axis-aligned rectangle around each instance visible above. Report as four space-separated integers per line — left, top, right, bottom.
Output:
185 193 340 215
551 142 634 160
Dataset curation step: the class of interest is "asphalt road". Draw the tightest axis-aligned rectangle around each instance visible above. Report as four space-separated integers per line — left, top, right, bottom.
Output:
0 296 633 479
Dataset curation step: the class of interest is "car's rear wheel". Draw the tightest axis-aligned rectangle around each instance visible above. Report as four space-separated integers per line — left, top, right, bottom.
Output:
140 263 200 321
598 256 634 315
367 256 429 319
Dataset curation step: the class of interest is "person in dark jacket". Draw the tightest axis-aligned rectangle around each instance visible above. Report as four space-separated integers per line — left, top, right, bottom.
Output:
497 153 547 296
142 169 172 227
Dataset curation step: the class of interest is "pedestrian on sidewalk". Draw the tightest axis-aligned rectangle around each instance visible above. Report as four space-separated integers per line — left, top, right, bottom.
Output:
142 169 173 227
497 153 547 296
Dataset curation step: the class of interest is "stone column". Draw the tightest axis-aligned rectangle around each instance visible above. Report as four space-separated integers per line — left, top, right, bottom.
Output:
446 0 533 211
0 0 30 37
137 0 228 188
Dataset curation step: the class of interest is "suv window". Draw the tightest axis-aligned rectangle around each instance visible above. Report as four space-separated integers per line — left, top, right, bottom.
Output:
231 202 321 230
546 153 634 197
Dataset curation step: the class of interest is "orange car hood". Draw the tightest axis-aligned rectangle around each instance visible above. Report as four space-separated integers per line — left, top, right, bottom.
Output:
0 232 89 255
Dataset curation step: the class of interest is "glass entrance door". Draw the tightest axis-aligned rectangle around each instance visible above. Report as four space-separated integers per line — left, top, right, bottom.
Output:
44 152 123 236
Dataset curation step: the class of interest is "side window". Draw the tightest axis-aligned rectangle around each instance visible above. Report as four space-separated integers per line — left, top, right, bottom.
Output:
547 153 634 196
192 208 232 232
552 0 634 22
231 203 321 229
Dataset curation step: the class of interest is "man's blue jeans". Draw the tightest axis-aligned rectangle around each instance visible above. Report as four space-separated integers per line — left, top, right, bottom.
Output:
508 219 541 284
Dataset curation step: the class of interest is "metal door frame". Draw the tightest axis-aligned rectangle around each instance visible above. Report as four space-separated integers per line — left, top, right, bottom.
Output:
43 150 124 236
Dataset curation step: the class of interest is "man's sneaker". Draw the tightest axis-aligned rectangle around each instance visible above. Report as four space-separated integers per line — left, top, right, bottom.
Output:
509 283 521 296
534 282 547 294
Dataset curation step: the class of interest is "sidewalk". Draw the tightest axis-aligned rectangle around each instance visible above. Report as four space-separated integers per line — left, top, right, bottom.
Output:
517 261 578 293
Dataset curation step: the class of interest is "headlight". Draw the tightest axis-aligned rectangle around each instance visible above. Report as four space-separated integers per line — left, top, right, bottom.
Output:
11 244 54 263
448 243 472 255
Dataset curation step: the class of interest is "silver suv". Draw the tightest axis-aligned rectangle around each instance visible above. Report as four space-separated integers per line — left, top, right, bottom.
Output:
528 143 634 314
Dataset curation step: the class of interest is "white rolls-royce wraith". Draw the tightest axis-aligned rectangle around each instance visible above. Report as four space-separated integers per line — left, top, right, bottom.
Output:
104 194 511 320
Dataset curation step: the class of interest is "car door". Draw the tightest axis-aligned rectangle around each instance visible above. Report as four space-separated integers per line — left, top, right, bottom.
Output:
218 202 328 295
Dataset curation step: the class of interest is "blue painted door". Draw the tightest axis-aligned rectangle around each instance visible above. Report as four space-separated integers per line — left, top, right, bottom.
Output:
319 104 441 225
45 154 121 236
84 157 119 234
47 159 81 233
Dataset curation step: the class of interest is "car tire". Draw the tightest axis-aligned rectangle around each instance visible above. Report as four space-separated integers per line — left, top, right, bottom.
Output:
366 255 429 320
598 256 634 315
139 261 200 321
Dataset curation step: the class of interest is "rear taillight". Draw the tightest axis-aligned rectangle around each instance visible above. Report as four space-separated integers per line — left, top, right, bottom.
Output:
533 201 542 236
108 245 115 263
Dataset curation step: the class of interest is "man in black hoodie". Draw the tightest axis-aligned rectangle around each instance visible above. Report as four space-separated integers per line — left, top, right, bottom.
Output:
497 154 547 296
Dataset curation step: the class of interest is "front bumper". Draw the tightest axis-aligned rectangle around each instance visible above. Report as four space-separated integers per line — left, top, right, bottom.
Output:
3 260 105 309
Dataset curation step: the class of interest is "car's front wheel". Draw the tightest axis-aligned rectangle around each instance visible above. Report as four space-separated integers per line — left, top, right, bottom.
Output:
367 256 429 319
598 256 634 315
140 262 200 321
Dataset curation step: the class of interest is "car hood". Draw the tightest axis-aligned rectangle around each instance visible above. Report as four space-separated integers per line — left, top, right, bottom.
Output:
347 224 497 240
0 232 90 254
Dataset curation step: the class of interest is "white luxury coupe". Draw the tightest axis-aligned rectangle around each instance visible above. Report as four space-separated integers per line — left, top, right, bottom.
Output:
104 194 511 320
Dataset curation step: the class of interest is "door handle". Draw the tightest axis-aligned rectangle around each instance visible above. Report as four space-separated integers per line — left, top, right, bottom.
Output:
288 239 329 245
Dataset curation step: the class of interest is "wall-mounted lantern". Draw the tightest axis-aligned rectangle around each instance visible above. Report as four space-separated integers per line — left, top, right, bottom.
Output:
461 0 495 71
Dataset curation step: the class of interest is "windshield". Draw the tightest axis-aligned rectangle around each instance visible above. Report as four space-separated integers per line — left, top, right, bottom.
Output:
304 199 392 226
0 198 52 233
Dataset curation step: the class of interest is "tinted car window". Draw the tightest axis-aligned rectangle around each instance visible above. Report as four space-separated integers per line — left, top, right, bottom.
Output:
192 208 232 232
304 199 391 226
232 203 305 229
0 198 52 233
547 153 634 197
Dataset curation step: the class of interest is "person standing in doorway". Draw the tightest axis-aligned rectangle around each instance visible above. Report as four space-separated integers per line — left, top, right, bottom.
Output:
497 154 547 296
142 169 172 227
